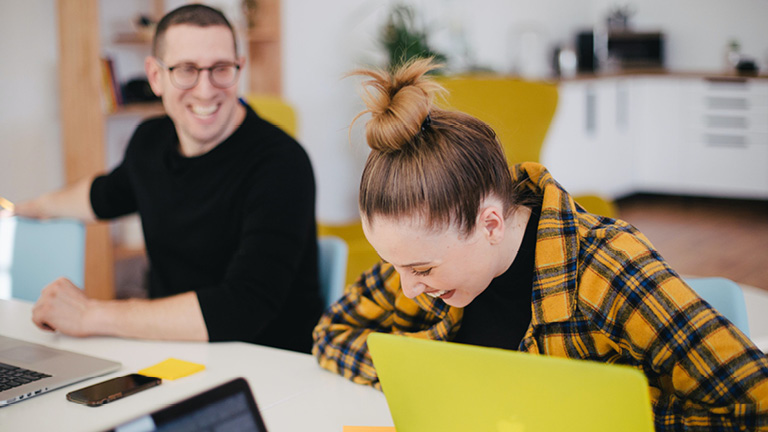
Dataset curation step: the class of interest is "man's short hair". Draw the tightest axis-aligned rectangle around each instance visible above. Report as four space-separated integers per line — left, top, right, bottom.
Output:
153 4 237 59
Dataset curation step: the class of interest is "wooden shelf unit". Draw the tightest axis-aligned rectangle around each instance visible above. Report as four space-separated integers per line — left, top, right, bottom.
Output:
245 0 282 96
57 0 114 300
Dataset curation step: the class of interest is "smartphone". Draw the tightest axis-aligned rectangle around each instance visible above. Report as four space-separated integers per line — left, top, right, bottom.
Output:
66 373 161 406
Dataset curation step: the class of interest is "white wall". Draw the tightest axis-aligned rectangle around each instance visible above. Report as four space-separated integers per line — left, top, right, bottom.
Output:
284 0 594 222
1 0 767 222
0 1 62 203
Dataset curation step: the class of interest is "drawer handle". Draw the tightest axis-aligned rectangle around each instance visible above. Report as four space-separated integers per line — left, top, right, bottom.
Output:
704 134 747 147
705 115 748 129
706 97 748 110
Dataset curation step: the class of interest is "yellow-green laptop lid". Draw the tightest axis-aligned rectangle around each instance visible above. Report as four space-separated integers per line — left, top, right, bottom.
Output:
367 333 654 432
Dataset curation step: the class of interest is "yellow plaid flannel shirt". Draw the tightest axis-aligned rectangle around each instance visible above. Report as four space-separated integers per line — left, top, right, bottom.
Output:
313 162 768 431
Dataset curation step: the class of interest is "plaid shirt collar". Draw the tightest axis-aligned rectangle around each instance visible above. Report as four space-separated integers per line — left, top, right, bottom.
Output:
408 162 581 327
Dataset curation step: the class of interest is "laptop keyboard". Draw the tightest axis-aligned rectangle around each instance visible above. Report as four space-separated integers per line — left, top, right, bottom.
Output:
0 363 51 391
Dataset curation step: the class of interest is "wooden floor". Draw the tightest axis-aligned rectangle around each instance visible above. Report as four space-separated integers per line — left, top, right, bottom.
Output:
616 194 768 292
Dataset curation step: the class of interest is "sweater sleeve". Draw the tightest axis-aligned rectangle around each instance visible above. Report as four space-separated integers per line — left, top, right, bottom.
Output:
90 158 137 220
90 117 175 220
193 140 318 344
580 230 768 431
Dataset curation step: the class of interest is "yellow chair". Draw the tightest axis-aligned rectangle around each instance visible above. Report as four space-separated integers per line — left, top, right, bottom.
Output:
437 76 617 218
245 94 298 138
436 76 558 165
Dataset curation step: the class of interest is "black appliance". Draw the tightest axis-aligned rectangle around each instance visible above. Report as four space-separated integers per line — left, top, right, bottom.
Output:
576 31 597 72
576 30 665 72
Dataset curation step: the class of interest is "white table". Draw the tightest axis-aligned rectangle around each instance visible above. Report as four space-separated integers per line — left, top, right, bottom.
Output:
0 299 393 431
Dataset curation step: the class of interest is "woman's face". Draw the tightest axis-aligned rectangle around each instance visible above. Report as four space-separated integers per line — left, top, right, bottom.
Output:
362 213 504 308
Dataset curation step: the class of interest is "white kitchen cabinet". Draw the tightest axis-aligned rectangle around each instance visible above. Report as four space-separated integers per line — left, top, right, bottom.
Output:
541 78 634 199
543 75 768 200
679 78 768 198
631 77 686 194
541 80 591 194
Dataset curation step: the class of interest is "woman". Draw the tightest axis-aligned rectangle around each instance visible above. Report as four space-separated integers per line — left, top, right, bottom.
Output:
312 58 768 430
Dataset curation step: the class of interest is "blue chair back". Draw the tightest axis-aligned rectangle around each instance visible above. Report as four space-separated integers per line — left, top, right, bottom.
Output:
318 236 348 309
0 217 85 302
685 277 750 338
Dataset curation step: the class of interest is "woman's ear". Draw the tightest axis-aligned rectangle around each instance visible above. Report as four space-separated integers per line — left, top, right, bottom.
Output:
477 205 505 245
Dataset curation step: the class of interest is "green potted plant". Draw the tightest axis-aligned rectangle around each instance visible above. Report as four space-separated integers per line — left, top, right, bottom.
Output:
380 4 447 71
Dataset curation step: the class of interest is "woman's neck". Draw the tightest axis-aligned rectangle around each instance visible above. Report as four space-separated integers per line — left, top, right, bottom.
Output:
497 206 532 277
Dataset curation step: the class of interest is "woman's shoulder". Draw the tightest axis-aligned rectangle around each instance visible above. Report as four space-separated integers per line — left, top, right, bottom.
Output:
575 217 680 314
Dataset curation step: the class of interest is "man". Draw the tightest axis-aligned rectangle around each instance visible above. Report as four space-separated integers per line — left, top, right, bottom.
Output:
13 4 322 353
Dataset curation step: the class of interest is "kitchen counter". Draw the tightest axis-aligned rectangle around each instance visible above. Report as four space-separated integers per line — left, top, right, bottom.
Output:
558 68 768 82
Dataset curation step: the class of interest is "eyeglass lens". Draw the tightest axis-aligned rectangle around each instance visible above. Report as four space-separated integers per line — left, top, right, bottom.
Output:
171 64 239 89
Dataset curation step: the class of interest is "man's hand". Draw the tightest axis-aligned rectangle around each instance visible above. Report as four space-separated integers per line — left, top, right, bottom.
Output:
11 177 98 222
31 278 208 341
32 278 97 337
12 199 47 219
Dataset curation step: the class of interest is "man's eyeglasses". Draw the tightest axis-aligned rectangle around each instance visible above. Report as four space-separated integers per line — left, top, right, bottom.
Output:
155 59 241 90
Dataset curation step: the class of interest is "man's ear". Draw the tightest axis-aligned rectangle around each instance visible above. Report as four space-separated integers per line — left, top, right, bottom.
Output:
145 56 163 97
477 205 505 245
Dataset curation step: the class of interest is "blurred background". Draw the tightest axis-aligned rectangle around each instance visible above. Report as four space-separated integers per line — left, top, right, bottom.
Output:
1 0 767 299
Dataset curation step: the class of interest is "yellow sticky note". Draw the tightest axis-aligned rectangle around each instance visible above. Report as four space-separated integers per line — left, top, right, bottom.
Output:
138 358 205 380
343 427 395 432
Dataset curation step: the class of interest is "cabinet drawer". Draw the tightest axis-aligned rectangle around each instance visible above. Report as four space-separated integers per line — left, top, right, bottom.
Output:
682 138 768 197
685 78 768 99
684 108 768 134
690 131 768 147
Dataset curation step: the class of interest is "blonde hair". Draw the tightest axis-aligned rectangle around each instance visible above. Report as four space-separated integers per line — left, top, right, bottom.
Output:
352 58 523 235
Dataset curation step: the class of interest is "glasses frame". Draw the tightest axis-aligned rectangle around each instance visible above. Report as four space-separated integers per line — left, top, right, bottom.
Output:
154 58 242 90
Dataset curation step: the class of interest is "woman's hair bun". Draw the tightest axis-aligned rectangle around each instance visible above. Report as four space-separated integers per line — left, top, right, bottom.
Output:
350 57 445 152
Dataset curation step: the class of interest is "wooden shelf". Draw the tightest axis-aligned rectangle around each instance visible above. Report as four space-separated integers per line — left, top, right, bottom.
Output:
110 101 165 118
114 245 146 261
113 32 154 45
247 28 279 43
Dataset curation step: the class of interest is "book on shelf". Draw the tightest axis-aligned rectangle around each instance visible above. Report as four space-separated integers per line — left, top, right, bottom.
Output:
99 57 123 113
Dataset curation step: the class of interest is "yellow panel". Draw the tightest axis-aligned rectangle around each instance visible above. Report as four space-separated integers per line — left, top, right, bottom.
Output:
436 76 558 165
244 94 297 138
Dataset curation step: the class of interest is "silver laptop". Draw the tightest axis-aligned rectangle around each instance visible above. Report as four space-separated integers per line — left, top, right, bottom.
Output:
0 334 121 406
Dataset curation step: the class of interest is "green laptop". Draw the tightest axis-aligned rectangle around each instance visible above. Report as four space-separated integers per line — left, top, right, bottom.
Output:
367 333 654 432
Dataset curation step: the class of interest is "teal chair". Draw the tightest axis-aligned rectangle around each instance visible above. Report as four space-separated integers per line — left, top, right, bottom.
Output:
0 217 85 302
318 236 348 309
686 277 750 338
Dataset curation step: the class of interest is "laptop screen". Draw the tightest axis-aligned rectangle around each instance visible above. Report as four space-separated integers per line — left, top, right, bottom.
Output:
111 378 267 432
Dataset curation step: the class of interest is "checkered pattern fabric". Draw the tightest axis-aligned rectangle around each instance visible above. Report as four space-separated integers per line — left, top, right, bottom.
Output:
312 163 768 430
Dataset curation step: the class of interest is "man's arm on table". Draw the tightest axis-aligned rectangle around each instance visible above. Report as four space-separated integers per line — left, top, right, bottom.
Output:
31 278 209 341
13 176 98 222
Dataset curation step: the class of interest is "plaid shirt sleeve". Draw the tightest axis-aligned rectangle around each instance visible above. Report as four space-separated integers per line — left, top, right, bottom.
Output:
312 262 461 388
580 228 768 431
514 162 768 431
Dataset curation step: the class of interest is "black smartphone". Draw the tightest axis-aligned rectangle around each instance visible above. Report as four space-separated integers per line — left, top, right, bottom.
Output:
66 373 161 407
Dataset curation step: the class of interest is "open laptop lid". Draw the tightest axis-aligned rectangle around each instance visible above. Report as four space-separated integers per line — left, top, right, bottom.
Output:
109 378 267 432
367 333 654 432
0 334 121 406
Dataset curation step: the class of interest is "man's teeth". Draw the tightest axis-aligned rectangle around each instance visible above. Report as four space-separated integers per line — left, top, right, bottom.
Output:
426 290 448 298
192 105 217 116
